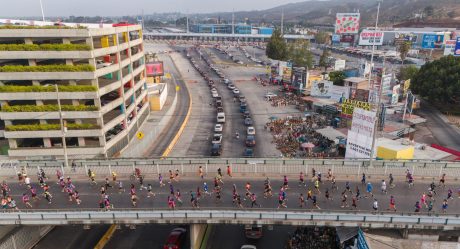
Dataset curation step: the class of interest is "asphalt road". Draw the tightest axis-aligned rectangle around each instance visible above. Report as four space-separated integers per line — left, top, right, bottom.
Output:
416 101 460 151
32 225 109 249
7 175 459 214
145 50 191 157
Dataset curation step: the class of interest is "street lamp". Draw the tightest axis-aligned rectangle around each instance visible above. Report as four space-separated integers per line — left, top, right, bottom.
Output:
55 84 69 168
39 0 45 22
367 0 382 101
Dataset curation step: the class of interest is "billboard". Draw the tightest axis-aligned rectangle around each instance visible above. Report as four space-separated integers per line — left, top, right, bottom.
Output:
381 74 392 95
421 34 444 49
332 34 341 43
455 37 460 56
345 130 373 159
359 30 384 46
334 59 346 71
394 33 417 45
340 35 355 43
403 79 411 96
282 61 293 83
335 13 360 34
391 85 400 105
341 99 371 116
444 40 456 56
330 85 350 102
311 80 333 97
351 107 377 137
146 62 164 77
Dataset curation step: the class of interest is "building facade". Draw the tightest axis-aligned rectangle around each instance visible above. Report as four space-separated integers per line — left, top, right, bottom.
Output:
0 25 149 158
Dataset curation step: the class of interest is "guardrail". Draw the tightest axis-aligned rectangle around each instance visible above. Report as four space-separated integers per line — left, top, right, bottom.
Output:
2 209 459 229
2 158 460 179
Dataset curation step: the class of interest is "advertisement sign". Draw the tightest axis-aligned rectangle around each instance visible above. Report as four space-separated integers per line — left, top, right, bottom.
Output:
335 13 360 34
394 33 417 45
422 34 444 49
455 37 460 56
341 99 371 116
403 79 411 95
146 62 164 77
282 61 293 83
278 61 287 77
406 92 415 114
340 35 355 43
381 74 392 95
444 40 456 56
332 34 341 43
311 80 333 97
334 59 346 71
391 85 400 105
330 85 350 102
345 130 373 159
359 30 384 46
351 108 377 137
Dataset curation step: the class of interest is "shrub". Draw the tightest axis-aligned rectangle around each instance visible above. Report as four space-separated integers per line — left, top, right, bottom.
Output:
0 85 97 92
1 104 98 112
0 44 91 51
0 25 86 30
0 64 95 72
5 123 99 131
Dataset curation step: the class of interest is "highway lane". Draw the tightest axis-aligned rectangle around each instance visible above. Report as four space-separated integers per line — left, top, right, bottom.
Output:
32 225 109 249
6 176 460 214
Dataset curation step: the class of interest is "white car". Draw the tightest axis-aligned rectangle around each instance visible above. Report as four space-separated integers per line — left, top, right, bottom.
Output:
214 124 223 132
233 88 240 94
212 92 219 98
247 126 255 135
212 133 223 144
96 60 113 69
228 84 236 90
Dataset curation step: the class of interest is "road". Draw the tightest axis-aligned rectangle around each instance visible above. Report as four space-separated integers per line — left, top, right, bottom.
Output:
32 225 109 249
416 101 460 151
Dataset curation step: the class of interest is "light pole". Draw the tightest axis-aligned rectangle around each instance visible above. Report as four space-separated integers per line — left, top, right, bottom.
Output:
39 0 45 22
55 85 69 168
367 0 382 102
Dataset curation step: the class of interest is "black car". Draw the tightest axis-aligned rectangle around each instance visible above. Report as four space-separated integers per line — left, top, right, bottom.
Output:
245 135 256 147
211 144 222 156
244 117 253 126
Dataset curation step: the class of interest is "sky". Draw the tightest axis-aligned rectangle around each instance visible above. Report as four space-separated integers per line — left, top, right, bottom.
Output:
0 0 303 17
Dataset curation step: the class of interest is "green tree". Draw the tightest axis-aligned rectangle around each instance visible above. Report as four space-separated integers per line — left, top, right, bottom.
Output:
266 29 288 61
287 40 313 69
319 49 330 71
397 65 419 81
412 55 460 104
398 41 411 64
175 17 187 26
315 31 329 45
424 6 434 17
329 71 346 86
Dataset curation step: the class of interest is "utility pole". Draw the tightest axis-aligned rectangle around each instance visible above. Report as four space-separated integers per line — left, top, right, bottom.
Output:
232 10 235 35
367 0 382 103
39 0 45 22
281 8 284 35
55 85 69 169
186 15 189 33
369 54 386 168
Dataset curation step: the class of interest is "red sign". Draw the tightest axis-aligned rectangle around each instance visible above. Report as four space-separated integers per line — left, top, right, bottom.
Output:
146 62 164 77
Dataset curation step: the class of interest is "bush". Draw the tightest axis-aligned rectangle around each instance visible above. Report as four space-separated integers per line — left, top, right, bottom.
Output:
0 85 97 92
5 123 99 131
0 44 91 51
1 104 98 112
0 25 86 30
0 64 95 72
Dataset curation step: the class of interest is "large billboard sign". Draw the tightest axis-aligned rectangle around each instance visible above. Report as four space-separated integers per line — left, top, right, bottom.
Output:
311 80 333 97
421 34 444 49
351 108 376 137
455 37 460 56
345 130 373 159
146 62 164 77
359 30 384 46
335 13 360 34
341 99 371 116
444 40 456 56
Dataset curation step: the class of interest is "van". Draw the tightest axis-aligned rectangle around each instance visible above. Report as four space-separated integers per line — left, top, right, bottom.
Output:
244 225 262 239
217 112 226 123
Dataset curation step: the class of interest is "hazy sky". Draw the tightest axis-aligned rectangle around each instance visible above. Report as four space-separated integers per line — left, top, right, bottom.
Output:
1 0 303 17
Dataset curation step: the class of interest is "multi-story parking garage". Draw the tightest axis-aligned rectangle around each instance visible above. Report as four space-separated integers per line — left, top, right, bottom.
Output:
0 24 149 158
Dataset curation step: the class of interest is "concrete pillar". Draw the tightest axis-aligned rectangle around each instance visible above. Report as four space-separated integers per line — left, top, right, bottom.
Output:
72 100 79 106
24 38 33 45
8 139 17 149
4 120 11 126
62 38 70 44
78 137 86 147
28 59 36 66
65 59 73 66
43 138 52 148
32 80 40 86
401 228 408 239
190 224 207 249
69 80 77 86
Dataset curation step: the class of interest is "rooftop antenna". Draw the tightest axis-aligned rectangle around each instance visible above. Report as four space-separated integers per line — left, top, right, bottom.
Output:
39 0 45 22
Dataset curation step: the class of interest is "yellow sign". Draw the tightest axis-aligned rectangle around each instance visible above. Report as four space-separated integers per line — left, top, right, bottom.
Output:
403 79 411 95
341 99 371 115
175 86 180 92
165 73 171 79
136 132 144 140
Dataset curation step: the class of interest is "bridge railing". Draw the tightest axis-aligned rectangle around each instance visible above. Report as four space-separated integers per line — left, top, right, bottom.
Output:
1 158 460 179
2 208 459 227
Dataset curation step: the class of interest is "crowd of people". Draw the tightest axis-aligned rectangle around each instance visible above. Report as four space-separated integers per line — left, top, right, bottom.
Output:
265 115 337 158
286 226 339 249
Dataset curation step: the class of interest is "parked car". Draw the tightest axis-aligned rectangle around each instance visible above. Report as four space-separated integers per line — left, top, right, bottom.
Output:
244 118 253 126
214 124 223 132
245 225 263 239
245 135 256 147
211 143 222 156
228 84 236 90
212 133 223 144
163 227 186 249
217 112 225 123
247 126 256 135
217 107 224 113
243 148 254 157
233 89 240 94
212 92 219 98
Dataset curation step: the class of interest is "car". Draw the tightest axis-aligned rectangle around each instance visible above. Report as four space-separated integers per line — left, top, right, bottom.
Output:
224 78 230 84
217 112 225 123
233 89 240 94
216 100 223 107
239 96 246 102
211 143 222 156
163 227 186 249
212 133 223 144
212 92 219 98
243 111 250 118
241 246 257 249
247 126 255 135
245 225 263 239
245 135 256 147
228 84 236 90
214 124 223 132
96 60 113 69
217 107 224 113
243 148 254 157
244 117 253 126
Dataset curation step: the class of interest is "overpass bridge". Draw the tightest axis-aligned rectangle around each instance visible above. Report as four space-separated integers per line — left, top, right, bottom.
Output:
143 32 314 42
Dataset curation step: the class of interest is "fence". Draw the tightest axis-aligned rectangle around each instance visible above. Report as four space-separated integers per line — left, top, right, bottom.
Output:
1 158 460 180
2 209 459 229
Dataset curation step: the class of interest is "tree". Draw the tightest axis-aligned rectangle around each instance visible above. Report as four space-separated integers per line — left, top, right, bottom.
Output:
266 29 288 61
447 11 456 19
175 17 187 26
424 6 434 17
319 49 330 71
287 40 313 69
412 55 460 104
398 41 411 65
397 65 419 81
329 71 346 86
315 31 329 45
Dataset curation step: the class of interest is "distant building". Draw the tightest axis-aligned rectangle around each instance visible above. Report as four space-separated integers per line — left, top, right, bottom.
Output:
190 24 273 35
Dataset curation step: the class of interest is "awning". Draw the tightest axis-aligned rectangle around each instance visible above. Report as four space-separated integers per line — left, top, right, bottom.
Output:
336 227 359 244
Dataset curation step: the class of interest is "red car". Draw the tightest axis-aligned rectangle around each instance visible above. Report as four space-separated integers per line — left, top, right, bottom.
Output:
163 227 186 249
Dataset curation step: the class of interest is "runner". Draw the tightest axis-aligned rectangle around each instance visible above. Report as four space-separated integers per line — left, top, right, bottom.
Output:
327 168 333 181
197 187 202 200
112 171 117 182
414 201 421 212
22 193 32 208
43 190 52 204
351 196 357 209
24 175 31 189
283 175 289 189
361 173 366 186
355 186 361 199
89 169 96 185
244 182 251 200
130 184 136 196
421 193 427 208
439 173 446 188
312 195 320 209
345 182 352 193
331 176 337 191
389 173 395 188
30 186 39 201
168 170 174 183
118 181 125 193
250 193 260 208
236 194 243 209
299 193 305 208
73 190 81 205
217 168 222 178
55 169 63 184
306 188 313 201
372 199 379 212
147 184 155 198
325 188 332 200
175 169 180 182
9 197 18 211
159 174 165 187
341 192 348 208
447 188 453 200
388 196 396 212
299 172 305 187
429 182 437 196
277 191 287 209
175 189 183 205
139 175 147 190
366 182 373 198
198 166 204 179
168 195 176 210
264 181 272 198
381 180 387 194
169 183 174 196
105 178 112 190
226 165 232 177
408 174 414 188
203 182 211 196
314 178 321 194
131 194 138 207
215 186 222 203
442 199 448 213
428 200 434 213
